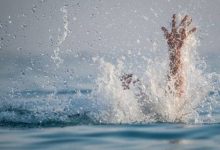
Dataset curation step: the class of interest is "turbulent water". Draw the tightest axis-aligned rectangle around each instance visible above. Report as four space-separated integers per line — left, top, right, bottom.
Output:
1 38 220 125
92 33 220 124
1 34 220 126
1 0 220 149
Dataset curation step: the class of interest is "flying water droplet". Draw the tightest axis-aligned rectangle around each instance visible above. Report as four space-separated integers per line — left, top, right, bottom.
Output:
8 16 12 24
21 24 27 29
12 34 16 39
17 47 22 51
32 5 37 13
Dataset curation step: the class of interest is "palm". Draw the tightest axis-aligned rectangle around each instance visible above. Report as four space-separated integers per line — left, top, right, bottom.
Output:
161 14 197 97
161 14 196 50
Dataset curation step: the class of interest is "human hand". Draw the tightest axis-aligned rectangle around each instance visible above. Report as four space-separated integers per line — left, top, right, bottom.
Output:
161 14 196 50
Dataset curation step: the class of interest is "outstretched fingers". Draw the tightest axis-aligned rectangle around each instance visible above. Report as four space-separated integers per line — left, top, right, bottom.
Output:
179 15 188 27
186 17 192 27
161 14 196 42
172 14 176 31
161 27 169 38
188 27 196 35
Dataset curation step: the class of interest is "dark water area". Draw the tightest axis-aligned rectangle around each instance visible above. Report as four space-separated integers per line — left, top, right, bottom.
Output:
0 90 220 150
1 124 220 150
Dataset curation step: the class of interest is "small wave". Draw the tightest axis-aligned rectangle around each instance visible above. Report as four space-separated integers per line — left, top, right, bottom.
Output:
11 89 92 98
0 86 220 128
0 112 95 128
0 89 95 127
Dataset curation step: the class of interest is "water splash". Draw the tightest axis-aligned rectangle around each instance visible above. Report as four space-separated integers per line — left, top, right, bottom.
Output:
51 6 70 67
91 59 146 123
1 9 220 126
92 30 218 124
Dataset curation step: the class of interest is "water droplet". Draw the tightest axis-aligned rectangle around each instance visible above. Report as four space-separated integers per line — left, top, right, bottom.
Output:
49 35 53 41
88 74 92 79
92 57 98 62
8 16 12 24
73 17 77 21
32 5 37 13
143 16 149 21
21 24 27 29
27 67 33 71
63 80 67 85
17 47 22 51
86 31 90 35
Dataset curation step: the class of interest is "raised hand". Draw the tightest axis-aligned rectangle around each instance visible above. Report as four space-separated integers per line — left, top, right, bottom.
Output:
162 14 197 98
120 74 133 90
120 74 140 90
161 14 196 50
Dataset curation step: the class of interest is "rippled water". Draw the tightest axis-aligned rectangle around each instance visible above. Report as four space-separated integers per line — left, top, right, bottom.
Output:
1 0 220 149
1 124 220 150
0 90 220 150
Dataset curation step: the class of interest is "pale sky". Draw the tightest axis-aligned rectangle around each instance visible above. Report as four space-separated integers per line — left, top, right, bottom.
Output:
0 0 220 93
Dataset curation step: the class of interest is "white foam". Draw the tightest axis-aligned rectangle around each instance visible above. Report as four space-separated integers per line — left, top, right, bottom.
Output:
92 30 216 124
51 6 70 67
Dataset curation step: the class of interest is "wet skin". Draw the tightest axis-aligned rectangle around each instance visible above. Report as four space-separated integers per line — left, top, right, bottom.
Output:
121 14 196 98
161 14 196 97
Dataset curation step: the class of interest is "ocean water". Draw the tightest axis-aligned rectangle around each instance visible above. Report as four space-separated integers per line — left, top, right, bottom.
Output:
1 0 220 149
1 123 220 150
0 88 220 150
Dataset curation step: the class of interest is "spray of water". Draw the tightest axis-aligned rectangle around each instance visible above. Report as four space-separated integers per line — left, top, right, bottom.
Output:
51 6 70 67
1 8 220 126
92 23 217 124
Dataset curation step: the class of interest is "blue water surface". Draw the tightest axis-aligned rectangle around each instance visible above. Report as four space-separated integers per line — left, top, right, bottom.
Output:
0 90 220 150
1 123 220 150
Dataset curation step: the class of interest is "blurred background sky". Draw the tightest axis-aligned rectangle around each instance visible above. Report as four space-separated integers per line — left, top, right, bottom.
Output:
0 0 220 94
